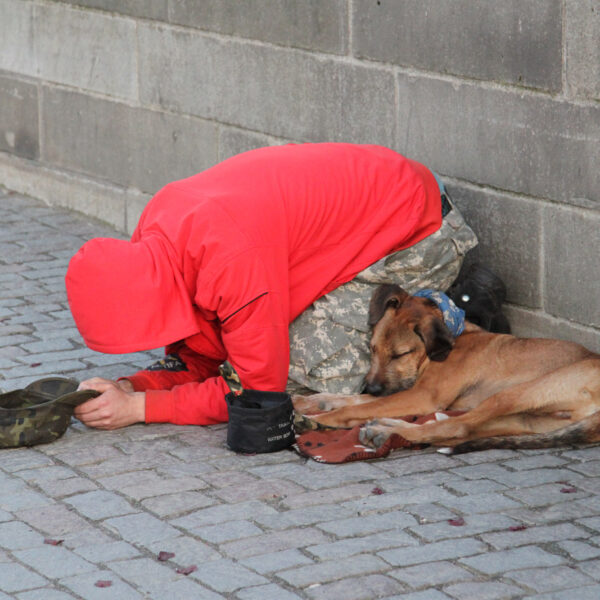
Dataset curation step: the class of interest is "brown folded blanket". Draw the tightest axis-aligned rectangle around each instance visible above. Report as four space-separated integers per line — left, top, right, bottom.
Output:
294 411 464 463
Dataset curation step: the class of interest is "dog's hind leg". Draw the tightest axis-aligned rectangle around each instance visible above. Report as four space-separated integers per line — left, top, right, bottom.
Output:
449 410 600 454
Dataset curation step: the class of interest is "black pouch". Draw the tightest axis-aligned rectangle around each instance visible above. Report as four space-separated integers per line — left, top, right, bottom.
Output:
225 390 295 454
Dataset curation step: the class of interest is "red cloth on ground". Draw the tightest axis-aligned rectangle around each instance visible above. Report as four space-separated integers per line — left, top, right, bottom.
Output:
295 412 465 463
65 143 442 425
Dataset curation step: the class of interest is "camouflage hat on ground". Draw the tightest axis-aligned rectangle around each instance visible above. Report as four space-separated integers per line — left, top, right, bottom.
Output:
0 377 99 448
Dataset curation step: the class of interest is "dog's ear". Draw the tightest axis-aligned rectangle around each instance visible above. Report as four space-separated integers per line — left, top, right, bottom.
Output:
368 284 409 327
414 317 454 362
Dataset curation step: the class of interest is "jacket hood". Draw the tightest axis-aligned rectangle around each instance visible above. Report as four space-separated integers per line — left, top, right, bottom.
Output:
66 236 200 353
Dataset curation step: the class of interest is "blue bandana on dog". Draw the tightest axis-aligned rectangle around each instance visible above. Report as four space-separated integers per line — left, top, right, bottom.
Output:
414 289 466 337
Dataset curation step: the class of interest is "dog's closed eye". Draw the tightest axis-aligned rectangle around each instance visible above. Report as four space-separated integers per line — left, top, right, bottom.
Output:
391 349 415 360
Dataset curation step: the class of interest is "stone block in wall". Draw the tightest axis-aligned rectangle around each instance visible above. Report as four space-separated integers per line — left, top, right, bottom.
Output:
0 1 137 100
543 204 600 328
56 0 168 21
396 76 600 206
138 24 395 146
505 305 600 354
566 0 600 100
0 75 38 160
450 185 542 308
41 87 218 195
218 127 281 162
169 0 347 54
353 0 562 92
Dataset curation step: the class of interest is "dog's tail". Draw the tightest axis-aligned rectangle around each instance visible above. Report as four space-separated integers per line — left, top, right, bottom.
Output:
445 411 600 455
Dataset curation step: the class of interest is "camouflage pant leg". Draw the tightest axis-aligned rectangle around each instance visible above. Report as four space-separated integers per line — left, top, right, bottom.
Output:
287 203 478 395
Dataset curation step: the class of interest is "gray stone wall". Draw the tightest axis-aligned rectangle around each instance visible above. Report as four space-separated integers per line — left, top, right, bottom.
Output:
0 0 598 349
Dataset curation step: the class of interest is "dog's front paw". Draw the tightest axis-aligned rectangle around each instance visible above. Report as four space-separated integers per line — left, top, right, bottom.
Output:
292 393 345 415
359 420 395 449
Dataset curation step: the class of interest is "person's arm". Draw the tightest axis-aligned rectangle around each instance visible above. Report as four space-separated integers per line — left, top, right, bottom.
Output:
143 290 289 425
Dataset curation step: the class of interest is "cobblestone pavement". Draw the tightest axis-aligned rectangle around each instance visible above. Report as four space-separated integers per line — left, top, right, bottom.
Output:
2 188 600 599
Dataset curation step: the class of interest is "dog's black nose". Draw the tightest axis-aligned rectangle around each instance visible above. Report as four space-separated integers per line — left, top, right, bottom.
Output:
365 382 384 396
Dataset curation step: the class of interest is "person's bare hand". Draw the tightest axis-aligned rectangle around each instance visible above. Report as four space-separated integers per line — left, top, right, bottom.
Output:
75 378 145 430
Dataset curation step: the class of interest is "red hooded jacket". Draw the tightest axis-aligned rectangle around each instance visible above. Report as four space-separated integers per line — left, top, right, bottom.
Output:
66 143 442 425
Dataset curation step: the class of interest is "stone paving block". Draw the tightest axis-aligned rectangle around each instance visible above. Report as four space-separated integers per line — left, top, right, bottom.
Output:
141 490 216 518
410 512 522 543
500 454 569 471
380 538 487 568
193 519 263 544
240 548 314 575
305 573 403 600
108 557 223 598
236 583 302 600
390 560 475 589
342 485 457 513
557 540 600 561
0 489 54 512
278 553 389 587
60 569 143 600
506 565 596 592
170 500 278 529
443 478 508 496
522 585 600 599
443 580 526 600
317 510 416 538
65 490 137 521
118 476 209 501
385 592 452 600
35 476 99 498
73 541 141 564
16 589 77 600
437 491 522 514
0 521 44 550
507 499 599 526
282 483 378 509
353 0 561 91
138 23 395 145
460 545 565 575
15 504 91 536
223 475 311 502
103 513 181 546
170 0 347 54
505 482 589 507
13 545 96 579
144 535 222 565
0 562 47 593
307 529 417 560
220 527 331 559
256 503 355 530
189 557 268 592
481 522 589 550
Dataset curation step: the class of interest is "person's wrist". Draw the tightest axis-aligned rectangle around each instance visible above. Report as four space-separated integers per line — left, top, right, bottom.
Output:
132 391 146 423
118 379 135 393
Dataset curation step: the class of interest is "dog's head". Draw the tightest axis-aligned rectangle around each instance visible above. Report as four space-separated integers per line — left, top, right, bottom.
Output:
364 284 455 396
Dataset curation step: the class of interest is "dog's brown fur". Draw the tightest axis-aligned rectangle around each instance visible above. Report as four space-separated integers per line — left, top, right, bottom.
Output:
293 284 600 453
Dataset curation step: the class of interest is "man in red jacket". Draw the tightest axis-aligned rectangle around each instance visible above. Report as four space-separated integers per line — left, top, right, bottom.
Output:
66 143 465 429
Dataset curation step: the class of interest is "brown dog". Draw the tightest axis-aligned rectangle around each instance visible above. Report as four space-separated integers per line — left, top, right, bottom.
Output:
293 284 600 453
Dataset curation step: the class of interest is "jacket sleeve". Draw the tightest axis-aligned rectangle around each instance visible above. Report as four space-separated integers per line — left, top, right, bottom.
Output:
137 249 290 426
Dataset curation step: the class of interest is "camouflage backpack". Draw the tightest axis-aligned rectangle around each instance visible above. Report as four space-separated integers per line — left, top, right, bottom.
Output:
0 378 99 448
